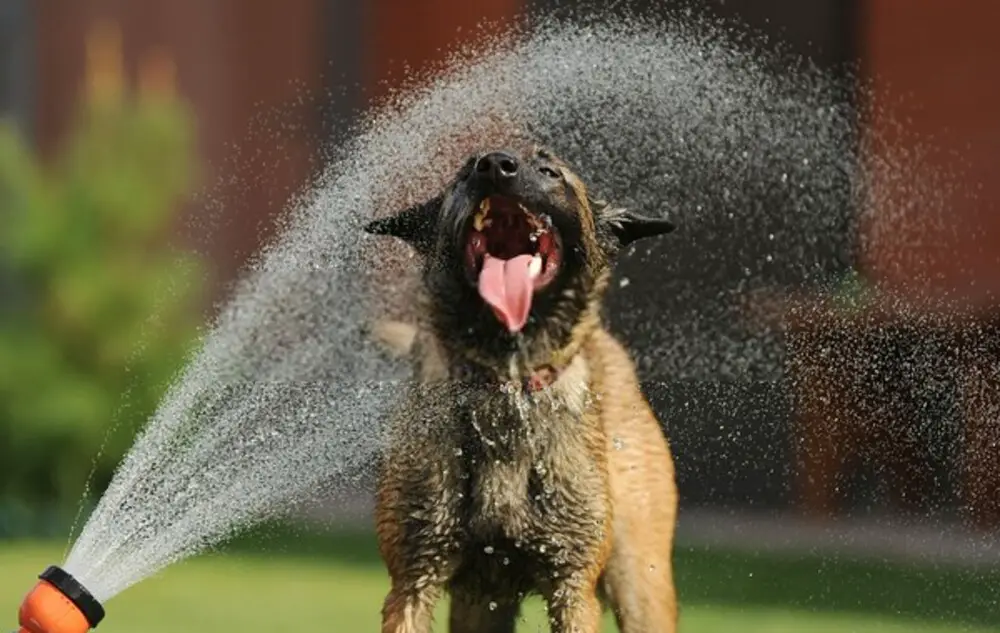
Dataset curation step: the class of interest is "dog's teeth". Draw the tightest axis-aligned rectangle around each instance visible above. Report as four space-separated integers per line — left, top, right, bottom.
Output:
528 255 543 279
473 199 490 230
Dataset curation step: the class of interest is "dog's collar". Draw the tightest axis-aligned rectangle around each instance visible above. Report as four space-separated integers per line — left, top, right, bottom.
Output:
454 362 562 394
520 364 560 393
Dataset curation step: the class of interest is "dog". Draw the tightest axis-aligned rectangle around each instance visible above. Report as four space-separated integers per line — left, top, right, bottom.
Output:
363 146 678 633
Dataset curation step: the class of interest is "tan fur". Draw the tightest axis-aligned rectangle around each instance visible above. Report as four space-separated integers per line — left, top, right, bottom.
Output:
372 319 418 357
587 329 678 629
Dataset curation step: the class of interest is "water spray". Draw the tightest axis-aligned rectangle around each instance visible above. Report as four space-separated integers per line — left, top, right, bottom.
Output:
1 6 963 633
13 567 105 633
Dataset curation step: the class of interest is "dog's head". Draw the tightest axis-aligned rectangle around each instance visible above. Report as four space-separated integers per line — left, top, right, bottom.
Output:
363 147 674 365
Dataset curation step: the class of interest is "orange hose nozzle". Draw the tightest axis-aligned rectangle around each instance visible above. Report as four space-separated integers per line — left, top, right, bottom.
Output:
16 566 105 633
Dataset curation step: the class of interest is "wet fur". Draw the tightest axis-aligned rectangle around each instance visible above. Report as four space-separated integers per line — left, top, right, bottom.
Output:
365 148 678 633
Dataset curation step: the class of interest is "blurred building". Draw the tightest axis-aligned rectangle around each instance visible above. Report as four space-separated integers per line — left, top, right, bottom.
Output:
3 0 998 527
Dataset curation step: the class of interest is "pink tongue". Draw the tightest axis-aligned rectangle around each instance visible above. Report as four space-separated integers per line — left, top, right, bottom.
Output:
478 254 535 333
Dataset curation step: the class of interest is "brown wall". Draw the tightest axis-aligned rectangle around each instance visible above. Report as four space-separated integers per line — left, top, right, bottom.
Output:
32 1 1000 308
34 0 529 301
365 0 524 101
859 0 1000 310
35 0 328 297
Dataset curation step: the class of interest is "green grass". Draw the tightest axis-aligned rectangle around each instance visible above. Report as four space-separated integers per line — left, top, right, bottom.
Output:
1 526 997 632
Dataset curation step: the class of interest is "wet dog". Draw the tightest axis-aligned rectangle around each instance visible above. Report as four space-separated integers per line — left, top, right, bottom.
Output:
363 146 678 633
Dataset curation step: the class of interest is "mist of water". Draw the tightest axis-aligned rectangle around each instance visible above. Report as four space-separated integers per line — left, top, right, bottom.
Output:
59 7 987 604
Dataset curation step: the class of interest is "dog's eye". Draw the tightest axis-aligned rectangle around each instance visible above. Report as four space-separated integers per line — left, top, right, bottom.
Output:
539 166 560 179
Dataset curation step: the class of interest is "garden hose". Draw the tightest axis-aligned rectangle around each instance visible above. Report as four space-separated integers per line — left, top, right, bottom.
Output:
13 566 104 633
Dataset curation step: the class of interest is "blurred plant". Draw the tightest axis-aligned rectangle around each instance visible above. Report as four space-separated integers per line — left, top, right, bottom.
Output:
0 22 205 531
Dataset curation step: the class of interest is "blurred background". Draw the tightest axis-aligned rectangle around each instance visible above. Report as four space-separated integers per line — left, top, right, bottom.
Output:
1 0 999 631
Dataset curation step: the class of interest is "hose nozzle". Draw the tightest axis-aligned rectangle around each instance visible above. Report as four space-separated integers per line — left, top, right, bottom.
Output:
16 566 105 633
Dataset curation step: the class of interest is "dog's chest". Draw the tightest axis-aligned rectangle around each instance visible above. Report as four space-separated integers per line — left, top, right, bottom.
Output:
454 382 600 543
467 451 535 538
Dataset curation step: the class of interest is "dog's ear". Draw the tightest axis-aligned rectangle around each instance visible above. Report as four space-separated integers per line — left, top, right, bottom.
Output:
595 204 676 255
363 196 442 255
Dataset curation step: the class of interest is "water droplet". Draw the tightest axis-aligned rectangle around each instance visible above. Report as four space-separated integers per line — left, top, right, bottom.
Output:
484 545 495 554
454 447 463 456
489 601 498 611
619 277 631 288
613 437 625 450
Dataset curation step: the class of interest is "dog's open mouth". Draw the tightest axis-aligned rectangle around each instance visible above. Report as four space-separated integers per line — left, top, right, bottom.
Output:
464 195 562 333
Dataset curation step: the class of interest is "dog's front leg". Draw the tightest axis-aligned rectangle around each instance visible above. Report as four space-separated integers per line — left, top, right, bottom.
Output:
377 502 456 633
378 522 454 633
381 580 443 633
544 577 603 633
376 419 460 633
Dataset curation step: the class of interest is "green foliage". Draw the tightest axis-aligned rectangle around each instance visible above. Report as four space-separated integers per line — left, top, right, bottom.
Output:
0 86 205 526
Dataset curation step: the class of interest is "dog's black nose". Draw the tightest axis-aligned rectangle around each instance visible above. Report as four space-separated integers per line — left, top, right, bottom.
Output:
475 152 518 183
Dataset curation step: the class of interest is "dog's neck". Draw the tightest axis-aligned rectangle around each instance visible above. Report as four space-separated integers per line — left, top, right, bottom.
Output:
443 298 603 392
406 272 609 393
454 356 561 395
406 315 597 397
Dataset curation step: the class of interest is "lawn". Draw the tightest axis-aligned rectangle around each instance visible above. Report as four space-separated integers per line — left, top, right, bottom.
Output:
1 526 997 632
